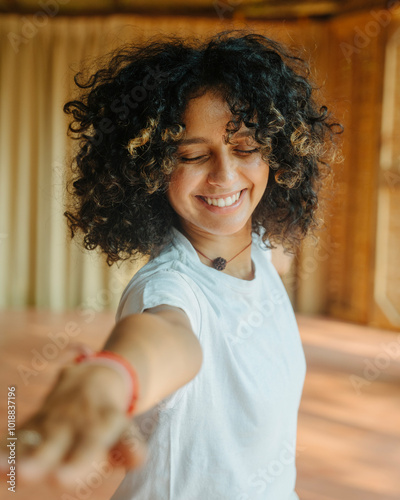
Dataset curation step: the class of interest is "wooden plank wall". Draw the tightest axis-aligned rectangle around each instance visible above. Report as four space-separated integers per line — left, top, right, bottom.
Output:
0 9 398 330
372 14 400 329
293 8 400 332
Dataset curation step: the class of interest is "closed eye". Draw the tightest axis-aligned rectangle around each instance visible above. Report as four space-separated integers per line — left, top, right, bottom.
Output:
179 155 207 162
178 148 259 162
235 148 259 154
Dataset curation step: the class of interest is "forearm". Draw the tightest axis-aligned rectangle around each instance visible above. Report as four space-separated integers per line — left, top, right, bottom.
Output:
103 312 203 416
0 310 202 484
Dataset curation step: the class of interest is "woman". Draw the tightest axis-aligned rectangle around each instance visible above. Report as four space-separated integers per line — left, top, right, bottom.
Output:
0 30 341 499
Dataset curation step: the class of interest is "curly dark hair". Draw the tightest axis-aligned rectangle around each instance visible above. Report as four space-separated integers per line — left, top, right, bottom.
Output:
63 29 342 266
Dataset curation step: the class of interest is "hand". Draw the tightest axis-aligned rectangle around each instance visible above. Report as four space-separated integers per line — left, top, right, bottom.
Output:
0 363 148 488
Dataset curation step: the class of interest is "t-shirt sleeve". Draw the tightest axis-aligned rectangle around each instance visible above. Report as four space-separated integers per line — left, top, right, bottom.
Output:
115 269 201 335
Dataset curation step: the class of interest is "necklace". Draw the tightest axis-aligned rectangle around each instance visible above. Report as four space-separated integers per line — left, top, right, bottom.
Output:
192 240 252 271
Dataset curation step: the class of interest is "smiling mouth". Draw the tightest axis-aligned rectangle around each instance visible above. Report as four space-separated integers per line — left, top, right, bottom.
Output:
198 190 244 207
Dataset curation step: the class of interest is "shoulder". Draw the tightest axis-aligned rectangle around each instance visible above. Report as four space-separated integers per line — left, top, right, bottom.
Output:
116 266 202 335
252 229 294 276
268 244 295 276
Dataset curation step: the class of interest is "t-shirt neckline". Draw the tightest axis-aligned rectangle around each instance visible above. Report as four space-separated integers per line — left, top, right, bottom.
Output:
170 227 261 291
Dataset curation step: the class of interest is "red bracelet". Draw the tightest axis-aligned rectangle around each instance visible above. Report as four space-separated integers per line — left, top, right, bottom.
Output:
75 350 139 416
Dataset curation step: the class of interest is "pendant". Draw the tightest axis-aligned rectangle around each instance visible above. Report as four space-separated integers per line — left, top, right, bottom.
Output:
212 257 227 271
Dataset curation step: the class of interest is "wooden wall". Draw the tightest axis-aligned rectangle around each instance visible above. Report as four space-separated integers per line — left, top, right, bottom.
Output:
292 8 400 331
0 9 398 330
372 13 400 329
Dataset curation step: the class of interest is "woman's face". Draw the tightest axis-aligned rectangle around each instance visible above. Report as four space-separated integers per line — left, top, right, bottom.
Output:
167 91 269 237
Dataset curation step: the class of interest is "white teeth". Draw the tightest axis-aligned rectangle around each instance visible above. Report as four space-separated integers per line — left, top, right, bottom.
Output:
204 191 242 207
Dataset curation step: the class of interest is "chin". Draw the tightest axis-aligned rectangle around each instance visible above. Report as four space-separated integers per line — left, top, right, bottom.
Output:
198 220 250 236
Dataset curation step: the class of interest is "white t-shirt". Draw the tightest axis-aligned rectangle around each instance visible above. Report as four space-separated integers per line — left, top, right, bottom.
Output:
112 227 306 500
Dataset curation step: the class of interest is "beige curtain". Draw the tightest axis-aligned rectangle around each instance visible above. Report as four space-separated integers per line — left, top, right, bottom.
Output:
0 12 332 313
0 15 219 311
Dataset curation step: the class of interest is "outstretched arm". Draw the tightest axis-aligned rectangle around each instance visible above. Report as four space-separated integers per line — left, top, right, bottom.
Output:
103 305 203 415
0 306 203 487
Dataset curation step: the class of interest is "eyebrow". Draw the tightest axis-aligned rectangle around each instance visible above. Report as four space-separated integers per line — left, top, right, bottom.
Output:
178 137 208 146
177 129 255 146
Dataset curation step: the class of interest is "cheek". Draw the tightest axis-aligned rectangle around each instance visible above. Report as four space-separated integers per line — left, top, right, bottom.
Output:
263 167 270 185
251 160 269 186
167 167 201 199
166 170 191 208
249 163 269 204
166 183 179 209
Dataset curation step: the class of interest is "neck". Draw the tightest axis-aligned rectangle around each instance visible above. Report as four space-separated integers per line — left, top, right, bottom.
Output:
177 220 254 281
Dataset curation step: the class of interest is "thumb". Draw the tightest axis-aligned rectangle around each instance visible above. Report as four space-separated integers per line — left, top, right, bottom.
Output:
110 420 148 470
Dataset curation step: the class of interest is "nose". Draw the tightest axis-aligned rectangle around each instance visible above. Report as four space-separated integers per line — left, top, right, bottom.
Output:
207 152 238 186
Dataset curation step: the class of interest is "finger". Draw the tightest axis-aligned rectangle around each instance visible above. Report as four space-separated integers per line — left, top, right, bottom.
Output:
54 408 128 485
17 425 74 483
111 420 148 470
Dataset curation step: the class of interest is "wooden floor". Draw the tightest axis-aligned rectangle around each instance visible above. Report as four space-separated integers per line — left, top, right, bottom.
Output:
0 309 399 499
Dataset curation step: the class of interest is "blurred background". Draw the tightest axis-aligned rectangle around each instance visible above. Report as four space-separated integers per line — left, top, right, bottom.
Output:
0 0 399 327
0 1 399 499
